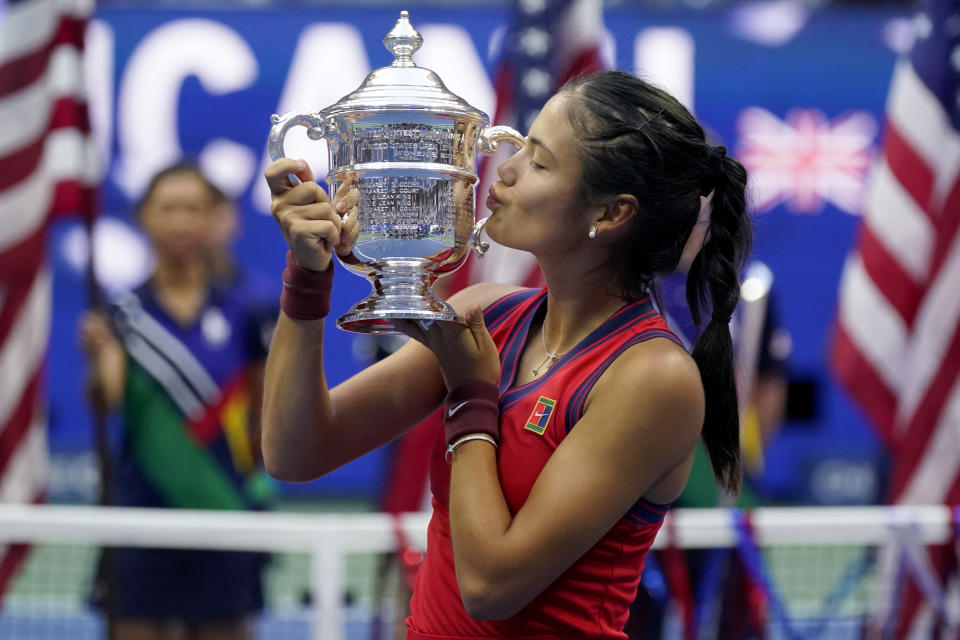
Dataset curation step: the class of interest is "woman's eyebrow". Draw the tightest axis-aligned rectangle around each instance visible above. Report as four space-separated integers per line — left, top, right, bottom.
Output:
528 136 556 161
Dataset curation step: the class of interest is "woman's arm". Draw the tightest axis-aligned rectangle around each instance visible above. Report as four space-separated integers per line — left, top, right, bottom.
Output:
261 159 443 481
260 158 516 481
448 338 704 619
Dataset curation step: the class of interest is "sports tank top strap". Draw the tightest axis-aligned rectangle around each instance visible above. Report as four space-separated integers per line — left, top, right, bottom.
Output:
561 297 683 432
481 287 543 332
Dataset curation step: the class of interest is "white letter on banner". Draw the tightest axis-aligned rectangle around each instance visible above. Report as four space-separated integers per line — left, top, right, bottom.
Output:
85 19 114 183
252 24 370 214
634 28 695 114
114 19 258 199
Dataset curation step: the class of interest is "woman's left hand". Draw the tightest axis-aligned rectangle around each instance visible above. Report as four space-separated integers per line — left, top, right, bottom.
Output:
392 305 501 389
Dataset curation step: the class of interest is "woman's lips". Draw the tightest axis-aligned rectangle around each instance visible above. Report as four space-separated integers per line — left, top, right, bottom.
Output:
486 186 502 210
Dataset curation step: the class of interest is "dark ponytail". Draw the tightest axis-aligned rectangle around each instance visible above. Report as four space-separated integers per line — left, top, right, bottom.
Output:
560 71 752 494
686 150 751 494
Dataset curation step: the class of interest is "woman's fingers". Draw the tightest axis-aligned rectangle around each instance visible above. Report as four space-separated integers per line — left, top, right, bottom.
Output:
271 182 330 217
264 158 316 195
333 174 359 212
78 312 116 356
265 160 343 271
335 208 360 257
390 319 429 345
265 161 363 269
463 306 490 350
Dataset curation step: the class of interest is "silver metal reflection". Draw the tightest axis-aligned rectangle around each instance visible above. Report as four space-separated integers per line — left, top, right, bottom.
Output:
268 10 525 334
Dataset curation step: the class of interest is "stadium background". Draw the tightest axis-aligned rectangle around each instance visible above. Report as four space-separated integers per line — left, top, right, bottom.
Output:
44 0 906 506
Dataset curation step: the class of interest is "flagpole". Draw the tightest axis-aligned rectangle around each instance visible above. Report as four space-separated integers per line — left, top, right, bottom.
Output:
83 211 118 638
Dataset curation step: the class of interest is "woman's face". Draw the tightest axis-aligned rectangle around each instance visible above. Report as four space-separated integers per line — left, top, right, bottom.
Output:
483 94 591 254
140 172 213 265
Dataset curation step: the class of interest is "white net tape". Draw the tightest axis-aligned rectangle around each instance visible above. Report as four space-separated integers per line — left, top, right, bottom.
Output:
0 504 955 640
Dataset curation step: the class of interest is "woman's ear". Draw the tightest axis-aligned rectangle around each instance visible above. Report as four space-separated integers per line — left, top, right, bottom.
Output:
594 194 639 237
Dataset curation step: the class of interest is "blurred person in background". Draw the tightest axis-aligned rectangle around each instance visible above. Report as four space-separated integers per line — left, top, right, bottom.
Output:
626 260 791 639
206 180 278 303
657 260 790 509
261 70 752 639
80 162 275 640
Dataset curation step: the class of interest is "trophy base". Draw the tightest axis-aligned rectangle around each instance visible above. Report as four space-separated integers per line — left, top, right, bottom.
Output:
337 305 463 335
335 260 464 335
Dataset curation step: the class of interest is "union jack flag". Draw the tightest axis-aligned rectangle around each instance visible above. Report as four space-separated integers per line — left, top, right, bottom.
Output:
831 0 960 636
736 106 878 216
0 0 98 597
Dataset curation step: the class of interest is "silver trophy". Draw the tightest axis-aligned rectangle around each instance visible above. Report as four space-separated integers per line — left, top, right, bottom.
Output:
268 11 525 334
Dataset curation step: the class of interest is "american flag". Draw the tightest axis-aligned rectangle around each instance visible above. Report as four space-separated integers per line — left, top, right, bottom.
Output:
0 0 98 596
448 0 610 292
831 0 960 635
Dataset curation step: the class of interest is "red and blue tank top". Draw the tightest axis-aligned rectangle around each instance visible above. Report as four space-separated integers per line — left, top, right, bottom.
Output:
407 288 683 640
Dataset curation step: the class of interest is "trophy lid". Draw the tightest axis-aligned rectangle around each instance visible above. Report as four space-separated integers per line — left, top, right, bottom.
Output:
321 11 490 123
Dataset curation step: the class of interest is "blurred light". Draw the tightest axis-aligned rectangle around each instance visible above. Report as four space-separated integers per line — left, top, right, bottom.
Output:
488 25 507 61
884 17 916 55
200 138 257 198
809 458 879 505
634 27 695 113
912 12 932 40
61 218 153 294
519 0 545 15
741 261 773 302
730 0 809 48
770 327 793 361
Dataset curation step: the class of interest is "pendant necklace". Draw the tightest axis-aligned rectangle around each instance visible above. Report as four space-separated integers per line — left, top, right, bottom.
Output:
532 324 567 377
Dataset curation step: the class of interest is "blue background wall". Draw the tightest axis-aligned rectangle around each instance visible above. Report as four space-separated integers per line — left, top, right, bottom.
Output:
48 3 906 501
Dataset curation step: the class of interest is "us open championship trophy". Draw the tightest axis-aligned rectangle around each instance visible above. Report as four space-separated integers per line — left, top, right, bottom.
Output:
268 11 525 334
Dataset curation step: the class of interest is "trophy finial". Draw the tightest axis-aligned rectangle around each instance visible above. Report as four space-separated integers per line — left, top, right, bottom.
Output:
384 10 422 67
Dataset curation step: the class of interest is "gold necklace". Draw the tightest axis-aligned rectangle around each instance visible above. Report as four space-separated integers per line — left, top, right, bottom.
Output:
532 324 567 377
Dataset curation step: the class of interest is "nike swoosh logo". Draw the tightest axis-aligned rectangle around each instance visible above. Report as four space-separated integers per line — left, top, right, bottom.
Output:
533 411 545 419
448 401 469 418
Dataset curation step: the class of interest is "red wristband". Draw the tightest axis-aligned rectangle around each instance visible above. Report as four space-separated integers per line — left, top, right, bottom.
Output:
280 251 333 321
442 380 500 446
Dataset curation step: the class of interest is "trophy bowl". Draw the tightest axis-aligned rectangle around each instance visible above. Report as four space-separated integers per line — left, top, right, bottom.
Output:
268 10 524 334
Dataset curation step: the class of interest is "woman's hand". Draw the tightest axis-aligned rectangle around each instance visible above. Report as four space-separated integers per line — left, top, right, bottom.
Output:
264 159 359 272
78 311 120 358
392 305 501 389
78 311 126 413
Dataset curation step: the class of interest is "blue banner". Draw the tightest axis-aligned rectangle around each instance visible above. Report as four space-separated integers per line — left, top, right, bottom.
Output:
49 3 907 497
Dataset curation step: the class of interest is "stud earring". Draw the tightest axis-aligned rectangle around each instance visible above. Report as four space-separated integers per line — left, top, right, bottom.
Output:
588 225 598 239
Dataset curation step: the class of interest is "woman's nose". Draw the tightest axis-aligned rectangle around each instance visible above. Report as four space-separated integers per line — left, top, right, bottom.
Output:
497 154 517 185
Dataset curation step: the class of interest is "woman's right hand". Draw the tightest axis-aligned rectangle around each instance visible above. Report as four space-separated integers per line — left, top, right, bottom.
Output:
264 159 359 272
78 311 120 359
78 311 126 412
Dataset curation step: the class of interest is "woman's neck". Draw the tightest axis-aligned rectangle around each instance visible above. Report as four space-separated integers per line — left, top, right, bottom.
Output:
150 258 209 325
538 262 629 355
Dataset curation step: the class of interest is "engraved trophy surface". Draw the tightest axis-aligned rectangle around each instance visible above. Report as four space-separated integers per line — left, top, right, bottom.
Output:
268 11 525 334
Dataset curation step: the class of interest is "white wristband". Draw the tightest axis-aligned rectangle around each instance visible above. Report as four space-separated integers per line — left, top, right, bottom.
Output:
445 433 497 463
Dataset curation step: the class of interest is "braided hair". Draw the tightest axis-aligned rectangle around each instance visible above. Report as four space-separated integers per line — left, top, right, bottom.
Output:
560 71 752 493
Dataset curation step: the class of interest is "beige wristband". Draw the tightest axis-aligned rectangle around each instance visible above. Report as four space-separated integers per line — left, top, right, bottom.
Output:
444 433 497 463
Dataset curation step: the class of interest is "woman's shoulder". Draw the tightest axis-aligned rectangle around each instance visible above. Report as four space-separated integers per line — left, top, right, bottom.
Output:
617 337 701 394
594 337 704 433
447 282 529 313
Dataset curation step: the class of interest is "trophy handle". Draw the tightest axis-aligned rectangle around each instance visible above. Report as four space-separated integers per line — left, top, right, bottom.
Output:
267 110 328 163
471 215 491 258
477 125 526 155
471 126 524 258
